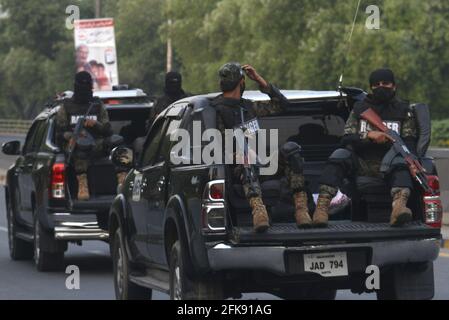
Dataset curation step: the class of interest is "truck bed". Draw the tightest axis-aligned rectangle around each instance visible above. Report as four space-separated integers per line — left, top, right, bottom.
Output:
231 221 441 244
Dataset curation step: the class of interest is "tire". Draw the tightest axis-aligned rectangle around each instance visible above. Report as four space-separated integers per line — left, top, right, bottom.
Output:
169 240 223 300
7 196 33 260
33 216 64 272
112 228 152 300
277 286 337 300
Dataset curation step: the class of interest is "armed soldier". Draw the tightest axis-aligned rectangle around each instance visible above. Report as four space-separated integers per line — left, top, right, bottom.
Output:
311 68 421 228
211 62 309 233
55 72 119 200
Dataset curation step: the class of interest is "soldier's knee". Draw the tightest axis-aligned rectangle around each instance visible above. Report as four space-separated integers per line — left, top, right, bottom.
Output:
280 142 304 174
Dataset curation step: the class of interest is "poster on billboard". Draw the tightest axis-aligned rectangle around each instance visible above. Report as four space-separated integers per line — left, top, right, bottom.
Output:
74 18 119 91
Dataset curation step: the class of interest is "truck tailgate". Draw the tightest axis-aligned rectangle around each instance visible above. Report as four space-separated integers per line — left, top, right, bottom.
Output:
231 221 441 244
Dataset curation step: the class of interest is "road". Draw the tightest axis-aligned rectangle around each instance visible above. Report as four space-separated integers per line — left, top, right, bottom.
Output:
0 186 448 300
0 135 448 299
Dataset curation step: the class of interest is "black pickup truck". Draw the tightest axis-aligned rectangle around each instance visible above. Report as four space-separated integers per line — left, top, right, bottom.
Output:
109 89 442 300
3 88 152 271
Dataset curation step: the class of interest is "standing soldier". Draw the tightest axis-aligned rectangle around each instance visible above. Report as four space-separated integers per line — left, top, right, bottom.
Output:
312 68 420 228
55 71 117 200
148 71 191 126
211 62 310 233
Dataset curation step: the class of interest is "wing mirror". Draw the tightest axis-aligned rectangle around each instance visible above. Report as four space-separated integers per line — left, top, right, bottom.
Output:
2 141 21 156
110 147 134 169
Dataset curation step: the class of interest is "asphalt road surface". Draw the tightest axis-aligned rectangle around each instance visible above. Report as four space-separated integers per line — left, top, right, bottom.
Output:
0 135 448 300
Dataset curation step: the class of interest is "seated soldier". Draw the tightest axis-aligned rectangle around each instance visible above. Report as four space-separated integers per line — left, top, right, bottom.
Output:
55 72 125 200
310 68 421 228
211 62 310 233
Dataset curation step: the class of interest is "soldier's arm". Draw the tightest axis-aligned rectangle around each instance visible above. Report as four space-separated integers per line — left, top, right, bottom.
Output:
252 83 289 117
340 110 371 148
401 109 419 155
54 105 71 146
91 103 112 137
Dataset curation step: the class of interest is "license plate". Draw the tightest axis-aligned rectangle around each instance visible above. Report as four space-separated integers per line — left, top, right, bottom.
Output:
303 252 348 277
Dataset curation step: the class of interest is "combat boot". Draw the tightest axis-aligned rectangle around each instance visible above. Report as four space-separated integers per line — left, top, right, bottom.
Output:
293 192 312 228
313 185 337 228
249 197 270 233
77 173 90 201
390 188 412 227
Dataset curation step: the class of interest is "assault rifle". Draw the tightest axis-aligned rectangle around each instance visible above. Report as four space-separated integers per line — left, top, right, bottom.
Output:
237 108 260 198
360 108 432 194
66 102 96 164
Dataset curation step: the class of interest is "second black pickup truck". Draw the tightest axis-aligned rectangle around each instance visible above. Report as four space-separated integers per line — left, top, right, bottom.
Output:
109 89 442 300
3 88 152 271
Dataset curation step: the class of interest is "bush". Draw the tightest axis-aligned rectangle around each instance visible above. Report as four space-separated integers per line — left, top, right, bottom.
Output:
431 120 449 147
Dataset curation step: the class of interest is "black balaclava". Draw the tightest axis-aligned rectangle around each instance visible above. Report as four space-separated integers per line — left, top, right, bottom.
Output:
165 71 183 97
369 68 396 104
73 71 94 104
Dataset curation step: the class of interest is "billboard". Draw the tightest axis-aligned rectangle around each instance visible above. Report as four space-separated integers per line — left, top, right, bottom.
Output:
74 18 119 91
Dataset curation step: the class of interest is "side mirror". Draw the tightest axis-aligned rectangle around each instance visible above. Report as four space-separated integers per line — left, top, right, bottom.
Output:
2 141 21 156
110 147 134 169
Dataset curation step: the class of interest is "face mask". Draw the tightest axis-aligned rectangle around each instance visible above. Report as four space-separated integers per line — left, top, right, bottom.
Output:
372 87 395 104
74 83 93 104
165 82 182 96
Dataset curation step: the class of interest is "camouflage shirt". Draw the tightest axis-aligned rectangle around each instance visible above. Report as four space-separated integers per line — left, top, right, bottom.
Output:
211 83 289 135
342 96 418 163
55 98 112 148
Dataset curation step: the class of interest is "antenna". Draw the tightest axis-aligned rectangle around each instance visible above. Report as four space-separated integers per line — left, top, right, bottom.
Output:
338 0 362 91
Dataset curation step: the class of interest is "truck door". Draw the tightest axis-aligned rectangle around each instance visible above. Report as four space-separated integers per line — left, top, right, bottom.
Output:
128 118 167 261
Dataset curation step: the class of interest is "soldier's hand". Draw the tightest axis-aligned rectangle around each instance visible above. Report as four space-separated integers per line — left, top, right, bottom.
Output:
242 64 268 88
367 131 394 144
84 119 97 128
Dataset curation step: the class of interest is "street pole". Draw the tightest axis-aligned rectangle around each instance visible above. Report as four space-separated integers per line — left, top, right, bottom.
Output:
167 19 173 73
95 0 101 18
166 0 173 72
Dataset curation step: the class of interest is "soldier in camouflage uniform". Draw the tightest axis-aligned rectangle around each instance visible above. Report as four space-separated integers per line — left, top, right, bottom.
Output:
211 62 310 232
312 68 419 227
55 72 115 201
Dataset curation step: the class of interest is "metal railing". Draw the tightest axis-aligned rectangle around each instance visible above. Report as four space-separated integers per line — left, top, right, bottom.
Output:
0 119 32 135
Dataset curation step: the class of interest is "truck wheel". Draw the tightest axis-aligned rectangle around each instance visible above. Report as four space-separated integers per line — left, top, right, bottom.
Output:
278 286 337 300
377 263 435 300
7 198 33 260
112 228 152 300
169 240 223 300
33 216 64 272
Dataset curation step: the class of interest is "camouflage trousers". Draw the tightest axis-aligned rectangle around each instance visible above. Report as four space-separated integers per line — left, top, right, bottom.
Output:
318 151 413 192
65 139 106 174
235 157 305 200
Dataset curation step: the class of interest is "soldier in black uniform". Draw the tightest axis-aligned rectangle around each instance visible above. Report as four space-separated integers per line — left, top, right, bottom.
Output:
148 71 190 126
55 72 114 200
312 68 420 227
211 62 309 232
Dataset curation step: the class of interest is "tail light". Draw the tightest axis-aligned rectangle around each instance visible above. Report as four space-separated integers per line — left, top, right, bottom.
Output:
201 180 226 234
50 163 65 199
423 175 442 228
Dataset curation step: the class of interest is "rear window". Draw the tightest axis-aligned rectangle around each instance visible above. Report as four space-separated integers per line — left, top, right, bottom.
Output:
107 108 150 145
256 99 349 162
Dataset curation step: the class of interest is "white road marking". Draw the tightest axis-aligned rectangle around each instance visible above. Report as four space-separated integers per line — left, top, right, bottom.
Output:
0 226 7 232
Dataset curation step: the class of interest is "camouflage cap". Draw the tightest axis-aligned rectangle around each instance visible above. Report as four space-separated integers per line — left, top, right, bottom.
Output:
218 62 244 84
